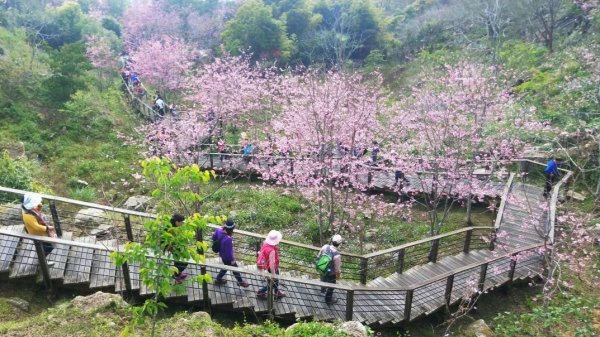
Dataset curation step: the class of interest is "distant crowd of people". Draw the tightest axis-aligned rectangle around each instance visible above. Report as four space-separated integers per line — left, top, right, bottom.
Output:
119 51 179 120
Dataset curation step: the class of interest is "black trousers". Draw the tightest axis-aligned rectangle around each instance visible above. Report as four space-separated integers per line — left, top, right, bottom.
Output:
43 242 54 256
544 173 558 196
321 273 336 302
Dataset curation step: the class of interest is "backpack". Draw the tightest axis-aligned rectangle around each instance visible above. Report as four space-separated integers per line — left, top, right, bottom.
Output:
315 245 337 276
212 231 223 253
257 244 277 270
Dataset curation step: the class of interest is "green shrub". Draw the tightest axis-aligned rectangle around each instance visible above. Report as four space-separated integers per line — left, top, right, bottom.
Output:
67 186 97 202
284 321 348 337
492 295 597 337
0 151 34 201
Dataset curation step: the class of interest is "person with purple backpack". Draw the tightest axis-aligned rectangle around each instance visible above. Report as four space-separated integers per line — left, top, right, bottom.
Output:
212 219 249 287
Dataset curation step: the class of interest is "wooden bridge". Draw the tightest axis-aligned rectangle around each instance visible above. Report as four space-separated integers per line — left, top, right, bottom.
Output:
0 158 571 326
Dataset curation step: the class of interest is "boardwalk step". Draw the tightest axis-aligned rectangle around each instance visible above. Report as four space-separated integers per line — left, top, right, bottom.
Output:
0 225 24 274
63 236 96 285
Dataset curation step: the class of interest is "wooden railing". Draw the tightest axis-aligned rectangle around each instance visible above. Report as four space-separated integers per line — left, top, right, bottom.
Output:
0 228 548 323
0 185 493 283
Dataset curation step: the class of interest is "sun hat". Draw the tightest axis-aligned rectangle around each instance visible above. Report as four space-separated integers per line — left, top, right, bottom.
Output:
265 230 283 245
23 193 42 211
224 219 236 230
331 234 343 244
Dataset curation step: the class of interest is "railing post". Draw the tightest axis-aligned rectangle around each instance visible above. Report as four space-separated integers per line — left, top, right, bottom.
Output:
209 145 214 170
123 215 134 242
428 239 440 263
200 265 210 311
34 240 52 289
121 262 132 295
403 289 413 322
478 263 488 292
360 257 368 285
396 249 405 274
267 276 274 320
345 289 354 321
444 274 454 312
463 228 473 253
489 229 497 251
49 201 63 237
507 254 517 282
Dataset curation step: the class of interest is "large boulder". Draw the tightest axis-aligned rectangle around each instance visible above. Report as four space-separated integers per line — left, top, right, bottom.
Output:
6 297 29 312
463 319 495 337
0 204 24 227
71 291 127 313
74 208 107 228
123 195 152 212
338 321 367 337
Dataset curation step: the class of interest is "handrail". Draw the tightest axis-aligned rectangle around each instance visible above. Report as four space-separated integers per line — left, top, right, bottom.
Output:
0 186 153 218
0 185 363 258
362 226 493 259
353 242 544 292
548 171 573 243
0 227 544 292
0 228 354 291
494 172 515 230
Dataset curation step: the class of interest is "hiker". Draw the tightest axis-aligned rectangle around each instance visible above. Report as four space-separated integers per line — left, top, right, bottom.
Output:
212 219 249 287
21 194 56 266
170 103 179 119
242 143 254 164
155 95 166 117
317 235 342 305
217 138 227 161
371 141 380 165
256 230 285 299
543 157 562 198
167 214 188 284
395 169 409 186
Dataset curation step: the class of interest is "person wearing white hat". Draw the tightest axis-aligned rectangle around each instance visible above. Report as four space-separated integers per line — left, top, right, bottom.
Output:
256 230 284 299
21 193 55 266
317 234 343 305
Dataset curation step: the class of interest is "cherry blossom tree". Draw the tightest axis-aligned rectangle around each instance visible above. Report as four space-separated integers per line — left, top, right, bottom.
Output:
121 0 181 50
130 35 196 99
85 34 116 86
142 110 208 165
256 70 404 246
382 62 541 236
187 53 280 141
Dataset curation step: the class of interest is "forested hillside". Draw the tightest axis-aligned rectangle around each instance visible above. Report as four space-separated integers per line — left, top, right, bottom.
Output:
0 0 598 336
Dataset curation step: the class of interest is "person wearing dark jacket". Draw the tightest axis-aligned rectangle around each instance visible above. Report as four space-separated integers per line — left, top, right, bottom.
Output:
543 157 562 198
167 214 188 284
212 219 249 287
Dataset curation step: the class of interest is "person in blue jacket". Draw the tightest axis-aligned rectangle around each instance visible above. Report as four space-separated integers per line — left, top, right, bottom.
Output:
543 157 562 198
212 219 250 287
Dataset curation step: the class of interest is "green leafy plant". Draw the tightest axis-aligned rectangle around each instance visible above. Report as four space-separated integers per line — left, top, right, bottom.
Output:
111 158 222 337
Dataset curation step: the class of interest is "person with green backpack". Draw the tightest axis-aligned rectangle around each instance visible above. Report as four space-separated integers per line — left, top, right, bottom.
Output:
316 234 342 305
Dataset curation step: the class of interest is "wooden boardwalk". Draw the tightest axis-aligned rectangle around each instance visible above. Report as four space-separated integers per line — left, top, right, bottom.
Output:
0 163 568 326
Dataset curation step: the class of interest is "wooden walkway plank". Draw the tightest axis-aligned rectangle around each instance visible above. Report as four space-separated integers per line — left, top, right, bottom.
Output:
9 234 39 279
89 239 118 289
0 225 24 273
63 236 96 285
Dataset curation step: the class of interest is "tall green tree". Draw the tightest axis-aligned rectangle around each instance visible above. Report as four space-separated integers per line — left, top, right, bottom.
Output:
42 41 92 105
221 0 292 62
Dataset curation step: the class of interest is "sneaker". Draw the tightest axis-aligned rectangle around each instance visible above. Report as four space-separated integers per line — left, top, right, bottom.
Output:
46 260 55 267
174 277 184 285
238 281 250 288
256 291 267 300
276 291 286 299
326 298 338 305
215 279 227 285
